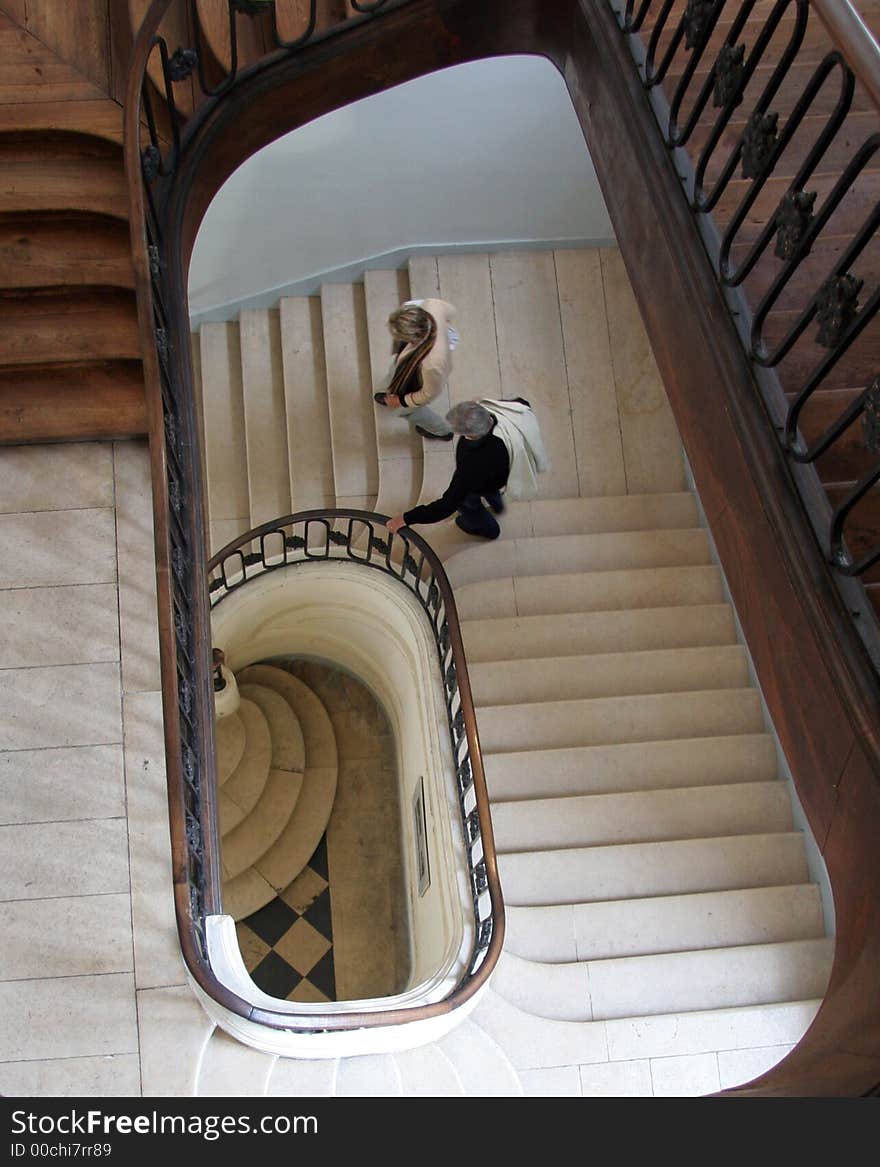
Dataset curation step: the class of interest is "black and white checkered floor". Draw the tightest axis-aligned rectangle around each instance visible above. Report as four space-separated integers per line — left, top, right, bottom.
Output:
235 835 336 1002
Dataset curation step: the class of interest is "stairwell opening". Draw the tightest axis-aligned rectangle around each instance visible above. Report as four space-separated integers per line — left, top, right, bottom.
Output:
219 654 413 1004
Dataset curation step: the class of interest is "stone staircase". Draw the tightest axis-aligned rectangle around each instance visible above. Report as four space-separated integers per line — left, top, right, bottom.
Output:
195 246 833 1096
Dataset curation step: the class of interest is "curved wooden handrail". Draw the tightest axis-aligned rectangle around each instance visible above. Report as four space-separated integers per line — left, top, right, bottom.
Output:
124 0 502 1034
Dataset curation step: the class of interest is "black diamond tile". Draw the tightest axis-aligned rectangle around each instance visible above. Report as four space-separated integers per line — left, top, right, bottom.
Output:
244 897 298 946
308 834 329 880
250 950 303 1000
302 885 334 942
306 946 336 1000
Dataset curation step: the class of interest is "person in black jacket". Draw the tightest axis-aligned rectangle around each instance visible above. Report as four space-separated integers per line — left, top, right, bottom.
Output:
386 400 514 540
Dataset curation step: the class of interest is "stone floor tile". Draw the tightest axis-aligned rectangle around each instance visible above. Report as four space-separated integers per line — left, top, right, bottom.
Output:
0 584 119 669
0 745 124 825
1 662 122 750
650 1052 722 1097
0 1054 141 1098
0 443 113 514
113 440 161 694
0 894 133 980
137 985 213 1098
0 819 129 900
0 509 117 589
0 973 137 1061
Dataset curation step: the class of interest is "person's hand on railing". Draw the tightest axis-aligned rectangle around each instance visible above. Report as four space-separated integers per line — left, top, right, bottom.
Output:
386 515 407 533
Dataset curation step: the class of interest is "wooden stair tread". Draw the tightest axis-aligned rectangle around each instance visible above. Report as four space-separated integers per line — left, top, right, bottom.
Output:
0 213 134 289
0 360 146 443
0 288 140 365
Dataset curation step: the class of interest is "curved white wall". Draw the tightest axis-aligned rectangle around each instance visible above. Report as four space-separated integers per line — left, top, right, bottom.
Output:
188 54 614 323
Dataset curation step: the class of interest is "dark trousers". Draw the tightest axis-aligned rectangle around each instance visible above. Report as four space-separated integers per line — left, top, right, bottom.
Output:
456 492 502 540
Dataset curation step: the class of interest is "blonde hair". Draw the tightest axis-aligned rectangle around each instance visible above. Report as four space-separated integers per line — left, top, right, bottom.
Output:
386 306 437 399
388 305 432 344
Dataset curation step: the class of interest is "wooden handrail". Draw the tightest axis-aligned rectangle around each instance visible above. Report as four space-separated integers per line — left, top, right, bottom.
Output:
123 0 503 1035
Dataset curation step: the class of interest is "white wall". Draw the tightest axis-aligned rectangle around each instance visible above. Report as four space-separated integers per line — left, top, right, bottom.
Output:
188 54 614 323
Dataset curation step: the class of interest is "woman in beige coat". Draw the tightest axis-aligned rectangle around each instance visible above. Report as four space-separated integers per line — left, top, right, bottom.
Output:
373 298 458 440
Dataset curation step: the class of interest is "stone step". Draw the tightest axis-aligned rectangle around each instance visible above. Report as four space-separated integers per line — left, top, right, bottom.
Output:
585 937 834 1021
239 307 291 528
503 883 826 964
391 1043 465 1097
498 831 810 907
220 767 304 880
462 602 736 662
434 1016 524 1096
444 527 713 588
476 687 764 753
470 644 748 706
219 699 272 813
490 781 793 854
483 733 778 801
196 1026 275 1097
215 711 246 785
471 982 822 1081
198 320 249 555
319 282 378 509
335 1053 402 1097
266 1057 338 1097
237 683 305 773
454 564 725 620
520 492 699 538
278 296 336 512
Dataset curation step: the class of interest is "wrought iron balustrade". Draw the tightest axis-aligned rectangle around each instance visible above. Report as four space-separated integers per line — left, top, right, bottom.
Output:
611 0 880 621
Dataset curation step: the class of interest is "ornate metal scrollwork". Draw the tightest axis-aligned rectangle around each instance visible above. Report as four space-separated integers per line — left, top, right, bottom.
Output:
369 535 389 556
155 327 169 364
174 609 189 650
168 474 182 514
466 811 480 843
453 708 465 737
327 528 347 546
683 0 717 50
141 145 161 181
171 546 188 583
148 244 162 279
774 190 816 260
741 111 779 179
168 47 198 81
403 552 419 576
426 581 440 610
445 662 457 692
285 535 306 550
185 811 201 851
182 745 197 790
471 861 489 896
713 43 745 108
816 272 863 347
457 758 473 794
179 676 192 716
476 919 493 949
862 376 880 454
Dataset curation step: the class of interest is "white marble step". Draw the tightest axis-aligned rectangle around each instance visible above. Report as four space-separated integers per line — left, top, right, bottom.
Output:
444 527 713 588
462 603 735 663
196 1026 275 1097
239 307 291 528
199 320 249 554
278 296 336 511
470 644 749 706
267 1056 338 1097
238 664 337 769
455 563 725 620
504 883 826 963
476 687 764 754
521 492 699 538
319 282 378 509
490 780 793 854
392 1043 465 1096
586 937 834 1021
335 1053 403 1097
434 1015 524 1096
483 733 778 801
490 936 833 1023
498 831 810 907
471 982 822 1080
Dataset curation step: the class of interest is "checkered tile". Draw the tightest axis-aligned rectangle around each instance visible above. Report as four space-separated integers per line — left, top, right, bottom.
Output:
236 836 337 1002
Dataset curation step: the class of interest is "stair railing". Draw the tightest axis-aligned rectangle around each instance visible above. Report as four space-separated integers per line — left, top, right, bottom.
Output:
611 0 880 663
209 508 504 990
123 0 505 1035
